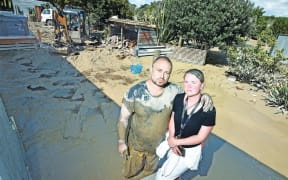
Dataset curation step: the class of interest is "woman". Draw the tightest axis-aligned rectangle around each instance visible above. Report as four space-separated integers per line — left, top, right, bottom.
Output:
156 69 216 179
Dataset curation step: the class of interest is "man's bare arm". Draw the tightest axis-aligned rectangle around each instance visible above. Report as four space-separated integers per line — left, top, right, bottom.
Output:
117 104 131 154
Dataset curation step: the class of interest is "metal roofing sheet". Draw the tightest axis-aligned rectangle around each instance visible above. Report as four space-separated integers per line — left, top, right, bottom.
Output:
270 34 288 57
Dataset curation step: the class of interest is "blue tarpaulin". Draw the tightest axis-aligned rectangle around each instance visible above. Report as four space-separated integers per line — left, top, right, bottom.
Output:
130 64 143 74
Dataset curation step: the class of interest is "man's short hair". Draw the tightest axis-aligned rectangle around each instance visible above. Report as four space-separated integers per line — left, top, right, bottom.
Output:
152 56 173 69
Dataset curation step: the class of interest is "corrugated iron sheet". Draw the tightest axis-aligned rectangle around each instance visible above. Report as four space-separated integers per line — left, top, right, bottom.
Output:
270 34 288 57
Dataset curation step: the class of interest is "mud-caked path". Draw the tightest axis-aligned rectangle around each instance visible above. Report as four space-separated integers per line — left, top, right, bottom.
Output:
0 48 122 180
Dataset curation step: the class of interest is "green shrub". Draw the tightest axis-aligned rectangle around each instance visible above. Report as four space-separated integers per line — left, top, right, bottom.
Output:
226 42 283 89
226 37 287 114
266 81 288 113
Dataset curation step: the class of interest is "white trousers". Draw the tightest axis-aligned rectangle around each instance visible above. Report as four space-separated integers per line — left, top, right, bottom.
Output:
156 145 202 180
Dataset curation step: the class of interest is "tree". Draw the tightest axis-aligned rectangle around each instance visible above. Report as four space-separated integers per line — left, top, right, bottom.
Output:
135 4 149 21
155 0 255 49
154 0 178 44
135 2 158 23
46 0 134 28
270 17 288 36
250 6 267 39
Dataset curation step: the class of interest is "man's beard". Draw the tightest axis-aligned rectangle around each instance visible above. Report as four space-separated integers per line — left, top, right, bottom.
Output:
151 78 166 87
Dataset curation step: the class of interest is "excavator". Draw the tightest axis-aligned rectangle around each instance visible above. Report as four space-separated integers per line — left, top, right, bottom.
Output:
53 9 71 45
50 5 89 54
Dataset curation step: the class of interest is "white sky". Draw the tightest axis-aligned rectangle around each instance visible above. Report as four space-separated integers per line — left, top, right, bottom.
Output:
129 0 288 17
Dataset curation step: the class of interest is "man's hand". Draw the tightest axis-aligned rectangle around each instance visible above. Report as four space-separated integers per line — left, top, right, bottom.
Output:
201 93 214 112
118 140 128 155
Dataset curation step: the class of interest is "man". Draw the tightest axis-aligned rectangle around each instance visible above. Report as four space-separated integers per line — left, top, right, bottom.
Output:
117 56 213 180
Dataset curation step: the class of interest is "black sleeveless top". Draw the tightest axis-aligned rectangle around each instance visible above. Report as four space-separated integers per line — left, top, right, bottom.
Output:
173 93 216 148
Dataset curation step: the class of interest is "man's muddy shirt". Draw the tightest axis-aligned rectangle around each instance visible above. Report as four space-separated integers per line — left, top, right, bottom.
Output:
122 81 182 153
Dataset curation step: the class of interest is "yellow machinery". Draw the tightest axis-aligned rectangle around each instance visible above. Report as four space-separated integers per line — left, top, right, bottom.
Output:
51 6 89 54
52 9 72 45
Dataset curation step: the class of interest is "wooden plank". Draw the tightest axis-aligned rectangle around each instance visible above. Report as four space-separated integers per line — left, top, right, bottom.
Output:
138 49 172 53
138 52 173 57
0 43 39 50
137 45 166 49
137 48 173 57
108 18 156 29
0 36 38 45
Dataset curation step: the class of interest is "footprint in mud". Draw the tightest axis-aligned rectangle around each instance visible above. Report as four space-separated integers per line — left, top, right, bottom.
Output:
27 85 47 91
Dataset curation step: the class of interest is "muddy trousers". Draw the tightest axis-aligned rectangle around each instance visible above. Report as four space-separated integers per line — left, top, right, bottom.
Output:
122 145 158 180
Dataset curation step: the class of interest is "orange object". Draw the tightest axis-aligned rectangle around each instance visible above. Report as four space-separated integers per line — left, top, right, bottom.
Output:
35 6 42 22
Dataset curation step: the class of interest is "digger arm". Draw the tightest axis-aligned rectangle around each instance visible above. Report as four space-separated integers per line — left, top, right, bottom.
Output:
52 10 72 44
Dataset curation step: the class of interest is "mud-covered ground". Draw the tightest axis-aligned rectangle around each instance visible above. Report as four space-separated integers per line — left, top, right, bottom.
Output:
0 22 287 179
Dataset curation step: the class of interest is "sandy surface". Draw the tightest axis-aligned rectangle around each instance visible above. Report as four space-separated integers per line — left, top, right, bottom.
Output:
66 46 288 177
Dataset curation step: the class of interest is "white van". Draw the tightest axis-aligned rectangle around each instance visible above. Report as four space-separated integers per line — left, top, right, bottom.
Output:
41 8 53 26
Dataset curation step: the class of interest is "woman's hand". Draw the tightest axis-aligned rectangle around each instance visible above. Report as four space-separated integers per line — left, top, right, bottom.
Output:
169 136 185 156
168 136 178 148
171 146 184 156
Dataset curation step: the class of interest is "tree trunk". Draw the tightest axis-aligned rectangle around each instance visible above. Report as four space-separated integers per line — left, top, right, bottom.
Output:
178 35 183 47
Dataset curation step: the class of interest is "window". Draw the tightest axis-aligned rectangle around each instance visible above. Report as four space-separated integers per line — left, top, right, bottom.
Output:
42 9 50 14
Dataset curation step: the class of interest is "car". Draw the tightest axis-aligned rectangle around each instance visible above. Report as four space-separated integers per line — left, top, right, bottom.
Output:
41 8 53 26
